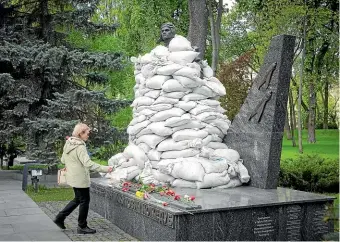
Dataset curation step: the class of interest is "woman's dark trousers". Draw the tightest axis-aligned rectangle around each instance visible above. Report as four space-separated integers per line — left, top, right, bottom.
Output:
56 187 90 228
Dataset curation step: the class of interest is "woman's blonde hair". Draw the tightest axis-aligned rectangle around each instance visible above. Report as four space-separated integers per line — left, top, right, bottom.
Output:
72 123 90 138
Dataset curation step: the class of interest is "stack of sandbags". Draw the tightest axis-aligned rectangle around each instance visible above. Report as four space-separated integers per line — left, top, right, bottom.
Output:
107 35 250 189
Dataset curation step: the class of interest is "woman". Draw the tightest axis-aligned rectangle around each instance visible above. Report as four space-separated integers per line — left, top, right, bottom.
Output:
54 123 113 234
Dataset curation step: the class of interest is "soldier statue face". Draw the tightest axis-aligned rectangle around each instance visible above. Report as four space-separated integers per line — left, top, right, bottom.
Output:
161 25 175 41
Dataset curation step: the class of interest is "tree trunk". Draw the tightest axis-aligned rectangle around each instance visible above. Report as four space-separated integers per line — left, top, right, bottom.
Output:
40 0 51 42
323 76 329 129
289 90 296 147
207 0 223 75
284 109 292 140
308 81 316 143
188 0 208 60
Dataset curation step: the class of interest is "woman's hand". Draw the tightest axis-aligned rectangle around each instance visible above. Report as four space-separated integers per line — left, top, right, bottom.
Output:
108 166 114 173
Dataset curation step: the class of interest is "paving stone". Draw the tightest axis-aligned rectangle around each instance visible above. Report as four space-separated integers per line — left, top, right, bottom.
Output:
38 201 136 241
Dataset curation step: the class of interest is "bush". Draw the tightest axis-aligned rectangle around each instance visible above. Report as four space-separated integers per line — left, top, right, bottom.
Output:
279 154 339 193
92 141 127 161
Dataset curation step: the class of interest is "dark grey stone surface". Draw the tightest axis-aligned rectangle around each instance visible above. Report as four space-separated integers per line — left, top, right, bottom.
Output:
90 178 335 241
225 34 296 189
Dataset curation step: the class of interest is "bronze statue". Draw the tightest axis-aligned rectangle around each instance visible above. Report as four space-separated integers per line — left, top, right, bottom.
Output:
158 22 176 47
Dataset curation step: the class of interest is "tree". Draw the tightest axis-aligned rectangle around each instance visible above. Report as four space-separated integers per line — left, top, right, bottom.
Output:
0 0 129 164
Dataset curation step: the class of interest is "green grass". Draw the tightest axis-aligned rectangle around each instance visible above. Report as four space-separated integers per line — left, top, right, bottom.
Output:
26 185 74 202
281 129 339 160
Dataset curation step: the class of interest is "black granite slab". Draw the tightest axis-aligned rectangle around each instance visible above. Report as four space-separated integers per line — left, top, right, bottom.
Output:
90 178 335 241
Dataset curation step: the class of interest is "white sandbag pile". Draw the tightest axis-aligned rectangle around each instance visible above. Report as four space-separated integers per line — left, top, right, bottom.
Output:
107 35 250 189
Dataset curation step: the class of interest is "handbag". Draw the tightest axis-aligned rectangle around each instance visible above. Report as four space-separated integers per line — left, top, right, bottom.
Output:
57 168 67 185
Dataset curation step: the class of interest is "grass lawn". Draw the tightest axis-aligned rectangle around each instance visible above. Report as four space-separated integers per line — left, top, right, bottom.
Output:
281 129 339 160
26 185 74 202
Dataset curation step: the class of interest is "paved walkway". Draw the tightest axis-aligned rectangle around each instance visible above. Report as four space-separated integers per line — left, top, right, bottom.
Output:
0 171 136 241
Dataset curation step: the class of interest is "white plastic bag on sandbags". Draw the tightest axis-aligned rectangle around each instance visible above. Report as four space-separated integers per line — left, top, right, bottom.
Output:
198 99 220 107
161 148 200 159
154 96 179 105
207 119 231 134
120 158 138 168
212 177 242 189
196 170 231 189
123 143 148 169
182 93 207 102
173 75 201 88
135 134 166 149
157 159 179 175
149 108 185 122
207 142 229 150
168 35 193 52
127 120 150 136
193 86 216 98
147 121 173 136
156 64 183 75
172 179 197 188
200 146 215 158
150 45 170 58
173 66 200 78
161 91 186 99
146 75 171 89
138 143 151 153
168 51 199 65
172 129 208 142
145 90 161 99
171 158 205 181
138 108 157 117
162 78 189 92
174 101 197 111
131 96 154 108
148 103 173 112
202 60 214 78
157 138 203 152
129 115 146 126
211 149 240 162
108 153 127 167
190 104 216 115
202 124 224 138
197 157 229 173
172 120 206 132
152 169 175 183
206 77 226 96
237 160 250 183
164 114 191 127
147 149 161 161
141 64 156 79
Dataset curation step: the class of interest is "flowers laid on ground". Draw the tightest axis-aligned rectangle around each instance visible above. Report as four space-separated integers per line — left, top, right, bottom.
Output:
118 180 196 207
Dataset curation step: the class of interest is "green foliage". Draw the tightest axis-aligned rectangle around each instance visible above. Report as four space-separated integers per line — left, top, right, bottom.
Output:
92 141 127 161
110 107 133 130
26 185 74 202
279 154 339 193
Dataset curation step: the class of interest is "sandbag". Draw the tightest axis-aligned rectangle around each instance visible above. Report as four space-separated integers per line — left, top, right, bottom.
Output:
123 143 148 169
190 104 216 115
152 169 175 183
146 75 171 89
150 45 170 58
172 179 197 188
162 79 189 92
197 157 229 174
138 142 151 153
127 120 150 135
135 134 166 149
173 66 200 78
129 115 146 126
147 121 173 136
161 91 186 99
171 158 205 181
108 153 127 167
207 119 230 134
135 73 145 84
206 77 226 96
200 146 215 158
157 159 179 175
202 124 224 138
138 108 157 117
164 114 191 127
168 35 193 52
182 93 207 102
147 150 161 161
141 63 156 79
174 101 197 111
193 86 216 98
207 142 229 150
202 135 213 146
148 103 173 112
161 148 200 159
120 158 138 168
149 108 185 122
168 51 199 65
173 75 201 88
212 177 242 189
144 90 161 99
211 149 240 162
156 64 183 76
196 170 230 189
157 138 203 152
154 96 179 105
237 160 250 183
172 121 206 132
131 96 154 108
197 99 220 107
172 129 208 142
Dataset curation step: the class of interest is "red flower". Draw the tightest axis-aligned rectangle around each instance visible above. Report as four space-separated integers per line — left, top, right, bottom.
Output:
122 187 129 192
162 202 168 206
150 183 155 187
174 195 181 200
159 191 165 196
190 196 195 201
166 189 175 196
122 181 131 187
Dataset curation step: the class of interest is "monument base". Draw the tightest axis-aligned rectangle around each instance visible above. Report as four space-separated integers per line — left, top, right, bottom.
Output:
90 178 334 241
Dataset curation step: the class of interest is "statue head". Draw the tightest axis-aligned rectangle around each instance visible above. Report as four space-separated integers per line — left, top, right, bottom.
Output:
158 22 176 47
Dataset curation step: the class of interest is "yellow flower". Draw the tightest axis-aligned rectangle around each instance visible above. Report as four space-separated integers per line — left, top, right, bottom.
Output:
136 191 144 199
